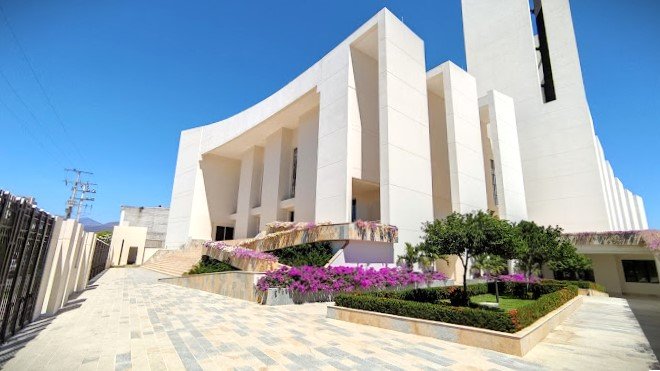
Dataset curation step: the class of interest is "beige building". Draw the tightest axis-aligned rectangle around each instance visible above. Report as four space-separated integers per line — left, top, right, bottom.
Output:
110 206 169 266
569 231 659 297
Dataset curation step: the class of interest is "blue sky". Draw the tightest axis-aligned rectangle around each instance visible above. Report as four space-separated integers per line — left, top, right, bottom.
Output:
0 0 658 228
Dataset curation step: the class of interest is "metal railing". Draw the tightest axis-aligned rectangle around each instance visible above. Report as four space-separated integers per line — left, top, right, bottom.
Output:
0 190 54 344
88 239 110 280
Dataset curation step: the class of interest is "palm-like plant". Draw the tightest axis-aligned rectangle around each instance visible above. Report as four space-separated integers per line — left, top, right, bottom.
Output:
397 242 422 271
398 242 447 272
472 254 508 303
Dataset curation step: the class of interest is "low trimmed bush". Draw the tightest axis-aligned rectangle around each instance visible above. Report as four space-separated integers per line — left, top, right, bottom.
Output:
335 283 579 333
335 293 516 333
272 242 334 267
509 286 578 330
541 279 605 293
370 283 488 303
487 279 601 299
188 255 238 275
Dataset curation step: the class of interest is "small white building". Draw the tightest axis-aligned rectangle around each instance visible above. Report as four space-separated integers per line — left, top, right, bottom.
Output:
164 1 649 284
111 206 169 266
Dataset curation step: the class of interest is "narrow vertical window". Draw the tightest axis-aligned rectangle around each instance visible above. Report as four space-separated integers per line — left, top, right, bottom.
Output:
490 159 499 206
531 3 556 102
289 211 295 222
290 147 298 198
351 199 357 222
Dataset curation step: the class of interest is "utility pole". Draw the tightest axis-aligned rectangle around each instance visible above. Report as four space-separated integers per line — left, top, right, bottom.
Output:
64 168 96 220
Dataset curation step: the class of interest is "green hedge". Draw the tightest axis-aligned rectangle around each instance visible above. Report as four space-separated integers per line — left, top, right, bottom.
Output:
541 279 606 293
335 293 516 333
510 286 578 330
370 283 488 303
335 283 579 333
487 279 603 300
188 255 237 275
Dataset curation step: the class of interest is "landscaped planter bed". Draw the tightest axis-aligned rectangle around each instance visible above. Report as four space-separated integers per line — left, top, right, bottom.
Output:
329 283 582 355
327 295 583 356
257 279 455 305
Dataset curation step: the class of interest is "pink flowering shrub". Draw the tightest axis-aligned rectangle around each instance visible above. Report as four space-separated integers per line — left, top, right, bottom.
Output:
568 230 660 251
256 266 447 295
497 274 539 283
205 240 277 262
355 220 398 241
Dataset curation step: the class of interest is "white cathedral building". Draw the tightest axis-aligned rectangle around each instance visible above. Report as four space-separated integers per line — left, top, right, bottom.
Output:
165 0 648 260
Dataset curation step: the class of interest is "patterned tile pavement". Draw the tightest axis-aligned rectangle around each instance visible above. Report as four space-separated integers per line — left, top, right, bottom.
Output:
0 268 657 370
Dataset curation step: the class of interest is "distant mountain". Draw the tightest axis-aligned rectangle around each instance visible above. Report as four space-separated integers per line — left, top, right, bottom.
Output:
79 217 118 232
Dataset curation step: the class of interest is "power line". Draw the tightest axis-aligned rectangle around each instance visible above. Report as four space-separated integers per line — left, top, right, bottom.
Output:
0 68 75 165
64 168 96 220
0 3 86 163
0 94 58 161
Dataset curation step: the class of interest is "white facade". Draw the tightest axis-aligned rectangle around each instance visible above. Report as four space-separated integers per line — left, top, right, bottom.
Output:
165 5 647 260
462 0 647 233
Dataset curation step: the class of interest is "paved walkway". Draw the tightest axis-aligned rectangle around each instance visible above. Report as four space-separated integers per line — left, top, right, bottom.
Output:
0 268 657 370
626 295 660 360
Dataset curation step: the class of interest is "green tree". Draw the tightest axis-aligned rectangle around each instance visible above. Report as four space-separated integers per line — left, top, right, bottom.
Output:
472 254 508 278
96 230 112 243
547 240 592 279
514 221 590 280
419 211 519 304
397 242 444 271
397 242 423 271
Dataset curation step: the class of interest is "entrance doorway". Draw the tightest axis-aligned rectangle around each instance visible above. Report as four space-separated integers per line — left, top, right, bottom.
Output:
127 246 138 265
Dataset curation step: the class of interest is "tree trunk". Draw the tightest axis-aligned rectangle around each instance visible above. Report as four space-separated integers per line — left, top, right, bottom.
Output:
462 250 469 300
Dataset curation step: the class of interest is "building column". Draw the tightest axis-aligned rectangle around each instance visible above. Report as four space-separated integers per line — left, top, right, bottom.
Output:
607 163 623 230
295 109 319 222
378 11 434 257
616 179 631 230
479 90 528 222
260 129 292 230
235 146 264 238
314 44 352 224
446 65 488 214
625 190 640 230
634 195 649 230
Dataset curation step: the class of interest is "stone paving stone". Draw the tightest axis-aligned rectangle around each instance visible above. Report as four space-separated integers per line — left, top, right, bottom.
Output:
0 267 658 370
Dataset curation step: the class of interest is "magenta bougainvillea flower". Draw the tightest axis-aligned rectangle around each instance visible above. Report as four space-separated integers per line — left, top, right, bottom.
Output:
496 274 539 283
256 265 448 294
204 240 277 262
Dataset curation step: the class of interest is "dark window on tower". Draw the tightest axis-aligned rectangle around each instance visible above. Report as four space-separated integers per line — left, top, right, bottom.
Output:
290 147 298 198
622 260 659 283
289 211 295 222
490 159 499 206
215 226 234 241
351 199 357 222
531 4 556 102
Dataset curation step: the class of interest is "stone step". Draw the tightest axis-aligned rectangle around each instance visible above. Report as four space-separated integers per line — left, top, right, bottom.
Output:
141 248 203 277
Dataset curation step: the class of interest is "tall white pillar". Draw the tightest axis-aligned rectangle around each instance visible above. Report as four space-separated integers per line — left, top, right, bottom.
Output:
261 129 292 229
378 11 434 257
315 46 352 223
236 146 264 237
479 90 528 222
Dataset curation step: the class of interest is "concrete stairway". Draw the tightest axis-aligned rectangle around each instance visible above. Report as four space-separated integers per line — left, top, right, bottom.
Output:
141 245 204 277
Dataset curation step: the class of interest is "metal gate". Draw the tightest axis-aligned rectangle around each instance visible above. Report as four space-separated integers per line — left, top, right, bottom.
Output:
88 239 110 280
0 190 54 344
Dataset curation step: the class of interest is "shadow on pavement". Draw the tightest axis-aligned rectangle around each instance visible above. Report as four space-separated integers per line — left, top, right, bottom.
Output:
0 290 89 367
625 295 660 362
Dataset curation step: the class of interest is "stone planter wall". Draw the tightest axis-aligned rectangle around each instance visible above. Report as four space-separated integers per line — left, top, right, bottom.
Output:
258 280 455 306
160 271 264 303
327 295 584 356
